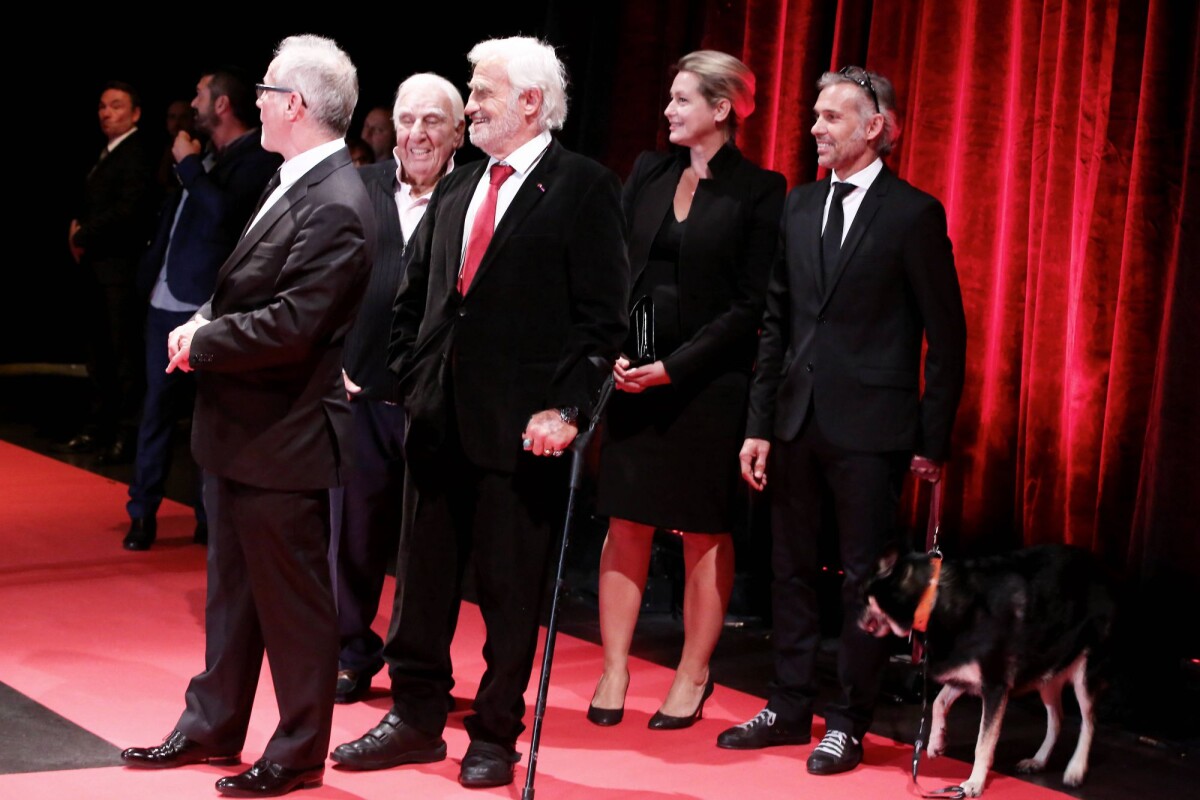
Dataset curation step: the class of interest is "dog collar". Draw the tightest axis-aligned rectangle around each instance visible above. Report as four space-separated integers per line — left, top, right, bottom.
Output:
912 556 941 633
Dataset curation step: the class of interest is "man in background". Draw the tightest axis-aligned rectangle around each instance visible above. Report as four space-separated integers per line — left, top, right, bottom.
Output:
123 68 281 551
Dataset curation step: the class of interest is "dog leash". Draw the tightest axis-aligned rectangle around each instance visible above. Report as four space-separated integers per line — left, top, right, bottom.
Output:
909 474 964 799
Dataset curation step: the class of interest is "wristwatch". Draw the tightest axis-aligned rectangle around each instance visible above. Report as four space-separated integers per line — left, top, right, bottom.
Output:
558 406 579 425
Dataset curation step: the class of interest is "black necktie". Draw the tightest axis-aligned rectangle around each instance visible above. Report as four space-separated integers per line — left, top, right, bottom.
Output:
242 169 282 238
821 181 856 288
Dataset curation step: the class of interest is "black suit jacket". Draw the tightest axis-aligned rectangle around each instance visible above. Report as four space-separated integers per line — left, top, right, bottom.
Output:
342 160 413 402
136 131 281 304
388 139 629 474
747 165 967 460
74 129 159 286
623 146 785 387
188 147 376 490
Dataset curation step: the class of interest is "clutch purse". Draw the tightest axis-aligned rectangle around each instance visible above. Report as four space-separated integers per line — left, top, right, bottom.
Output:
626 295 656 366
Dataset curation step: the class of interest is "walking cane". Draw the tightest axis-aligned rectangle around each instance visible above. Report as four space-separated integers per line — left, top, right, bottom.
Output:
522 376 615 800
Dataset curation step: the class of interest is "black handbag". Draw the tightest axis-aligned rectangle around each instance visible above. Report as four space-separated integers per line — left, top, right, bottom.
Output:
626 295 656 366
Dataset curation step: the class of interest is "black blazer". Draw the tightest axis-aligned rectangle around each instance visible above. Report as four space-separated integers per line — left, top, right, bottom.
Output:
388 140 629 474
342 160 414 401
136 130 281 304
747 166 967 460
623 146 785 387
189 148 376 490
73 129 159 286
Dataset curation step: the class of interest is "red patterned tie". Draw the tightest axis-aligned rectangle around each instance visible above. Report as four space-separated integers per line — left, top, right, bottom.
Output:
458 163 517 294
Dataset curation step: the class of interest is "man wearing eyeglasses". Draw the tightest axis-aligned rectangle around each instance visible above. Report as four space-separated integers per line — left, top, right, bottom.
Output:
121 35 375 799
717 67 966 776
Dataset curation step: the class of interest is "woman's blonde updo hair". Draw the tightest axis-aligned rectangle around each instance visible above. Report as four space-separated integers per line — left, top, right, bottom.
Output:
674 50 757 136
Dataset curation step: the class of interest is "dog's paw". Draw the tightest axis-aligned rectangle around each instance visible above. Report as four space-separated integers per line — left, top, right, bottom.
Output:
1016 757 1047 773
927 733 946 758
1062 761 1088 787
961 778 986 797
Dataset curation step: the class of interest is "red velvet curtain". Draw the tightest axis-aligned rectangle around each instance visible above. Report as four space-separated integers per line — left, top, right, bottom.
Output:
607 0 1200 583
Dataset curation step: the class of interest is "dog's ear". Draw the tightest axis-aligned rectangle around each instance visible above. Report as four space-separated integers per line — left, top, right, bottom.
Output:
876 542 901 578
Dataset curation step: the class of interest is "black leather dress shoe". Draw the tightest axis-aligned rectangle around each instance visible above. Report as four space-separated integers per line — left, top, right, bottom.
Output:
121 730 240 768
194 521 209 545
123 517 157 551
647 679 714 730
215 758 322 797
806 730 862 774
65 433 99 453
330 712 447 769
458 741 519 788
716 708 812 749
334 666 380 704
97 433 135 465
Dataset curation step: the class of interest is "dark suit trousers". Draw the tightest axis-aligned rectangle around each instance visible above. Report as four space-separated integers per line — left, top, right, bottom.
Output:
383 427 565 747
331 398 405 673
767 411 908 740
127 307 204 522
176 475 336 768
82 272 145 437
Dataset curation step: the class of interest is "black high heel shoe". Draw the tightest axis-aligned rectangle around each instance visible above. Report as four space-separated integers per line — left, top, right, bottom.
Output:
587 673 628 726
647 679 715 730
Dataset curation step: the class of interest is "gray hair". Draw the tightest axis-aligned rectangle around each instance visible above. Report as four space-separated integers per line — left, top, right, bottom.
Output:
817 68 901 156
674 50 757 136
467 36 568 131
271 34 359 137
393 73 465 126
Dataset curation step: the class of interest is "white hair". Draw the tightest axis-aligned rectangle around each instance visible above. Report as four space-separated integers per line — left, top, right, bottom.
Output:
467 36 568 131
393 72 465 125
271 34 359 136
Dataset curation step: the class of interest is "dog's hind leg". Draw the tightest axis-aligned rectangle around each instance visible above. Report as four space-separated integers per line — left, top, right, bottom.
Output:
928 683 964 758
962 686 1008 798
1016 679 1063 773
1063 653 1094 787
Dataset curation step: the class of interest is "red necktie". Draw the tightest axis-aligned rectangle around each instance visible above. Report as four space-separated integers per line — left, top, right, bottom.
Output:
458 163 516 294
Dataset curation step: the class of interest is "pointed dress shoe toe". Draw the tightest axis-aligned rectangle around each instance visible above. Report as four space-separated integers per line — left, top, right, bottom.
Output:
647 679 714 730
458 741 519 788
123 517 157 551
215 758 323 797
330 712 447 770
716 708 812 749
586 703 624 726
121 730 240 768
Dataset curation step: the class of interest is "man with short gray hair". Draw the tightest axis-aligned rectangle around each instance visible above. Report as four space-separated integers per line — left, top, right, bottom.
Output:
718 66 966 776
331 71 466 705
332 36 628 789
121 35 375 798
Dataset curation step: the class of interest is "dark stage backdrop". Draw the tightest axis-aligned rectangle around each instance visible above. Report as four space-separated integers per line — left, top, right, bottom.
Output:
11 4 1197 643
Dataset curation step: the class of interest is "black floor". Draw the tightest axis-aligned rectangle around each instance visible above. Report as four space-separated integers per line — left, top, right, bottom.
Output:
2 371 1197 796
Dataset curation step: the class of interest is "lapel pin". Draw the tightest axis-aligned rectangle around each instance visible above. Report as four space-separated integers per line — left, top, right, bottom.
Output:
537 183 545 193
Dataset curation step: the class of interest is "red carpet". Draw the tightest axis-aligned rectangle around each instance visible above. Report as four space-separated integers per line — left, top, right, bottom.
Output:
0 440 1073 798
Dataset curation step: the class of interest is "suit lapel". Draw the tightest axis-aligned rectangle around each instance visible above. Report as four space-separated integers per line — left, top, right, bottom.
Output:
822 167 891 307
804 178 830 299
439 161 485 292
462 141 557 297
628 157 682 289
216 148 348 286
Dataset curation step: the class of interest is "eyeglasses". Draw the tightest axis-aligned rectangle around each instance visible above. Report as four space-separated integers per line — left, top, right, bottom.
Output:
838 66 880 113
255 83 306 107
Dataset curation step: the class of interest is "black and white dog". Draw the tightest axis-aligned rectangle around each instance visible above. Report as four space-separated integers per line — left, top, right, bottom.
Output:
860 544 1115 797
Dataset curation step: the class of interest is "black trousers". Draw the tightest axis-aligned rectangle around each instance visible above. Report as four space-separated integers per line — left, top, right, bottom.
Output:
331 398 405 673
176 475 336 768
766 413 908 740
383 427 566 747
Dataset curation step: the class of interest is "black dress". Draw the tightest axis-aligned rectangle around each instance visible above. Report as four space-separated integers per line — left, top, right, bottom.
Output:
596 147 786 534
597 209 750 532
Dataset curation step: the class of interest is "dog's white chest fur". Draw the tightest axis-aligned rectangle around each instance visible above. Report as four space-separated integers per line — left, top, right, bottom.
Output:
933 662 984 692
